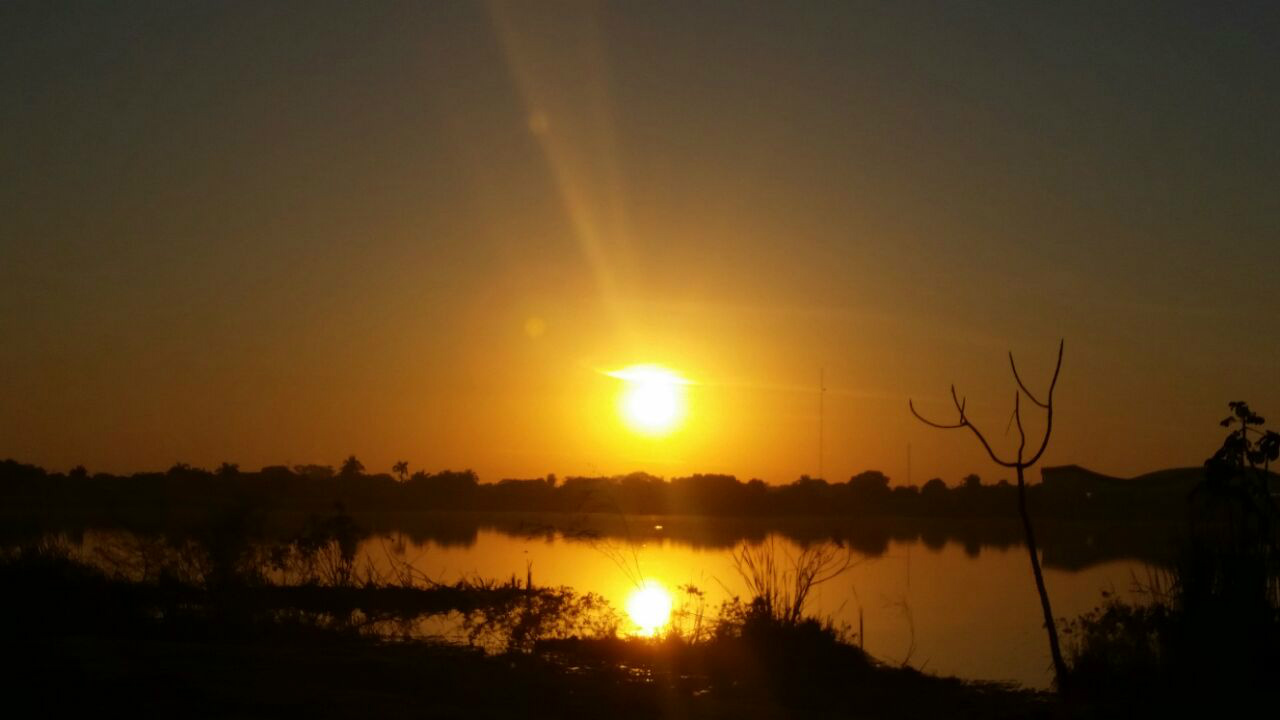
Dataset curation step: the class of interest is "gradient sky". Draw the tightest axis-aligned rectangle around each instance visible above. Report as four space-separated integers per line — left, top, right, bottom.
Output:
3 1 1277 484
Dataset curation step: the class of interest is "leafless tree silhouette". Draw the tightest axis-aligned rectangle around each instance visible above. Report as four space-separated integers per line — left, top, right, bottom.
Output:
909 340 1067 688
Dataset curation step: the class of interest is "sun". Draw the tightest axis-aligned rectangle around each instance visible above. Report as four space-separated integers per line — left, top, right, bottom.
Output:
626 580 673 636
608 365 689 435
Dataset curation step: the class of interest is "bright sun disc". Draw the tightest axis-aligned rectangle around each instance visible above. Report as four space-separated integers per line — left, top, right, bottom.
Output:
626 580 673 636
608 365 689 435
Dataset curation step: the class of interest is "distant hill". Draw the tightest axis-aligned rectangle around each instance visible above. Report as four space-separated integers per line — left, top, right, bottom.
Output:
1040 465 1207 493
1039 464 1279 519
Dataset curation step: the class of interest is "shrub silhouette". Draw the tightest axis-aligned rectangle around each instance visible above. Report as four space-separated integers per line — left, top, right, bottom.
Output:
1066 402 1280 708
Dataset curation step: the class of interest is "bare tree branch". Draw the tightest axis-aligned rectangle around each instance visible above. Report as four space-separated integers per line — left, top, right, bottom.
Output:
1008 339 1064 410
908 339 1068 688
908 399 965 429
1024 340 1064 466
960 417 1018 469
950 385 966 417
906 396 1018 469
1010 354 1046 408
1014 391 1027 462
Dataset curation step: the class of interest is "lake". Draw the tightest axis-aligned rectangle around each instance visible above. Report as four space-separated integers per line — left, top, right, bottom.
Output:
49 510 1164 691
334 513 1153 690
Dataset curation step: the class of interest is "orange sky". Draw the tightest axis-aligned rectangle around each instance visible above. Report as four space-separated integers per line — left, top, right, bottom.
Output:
2 2 1277 484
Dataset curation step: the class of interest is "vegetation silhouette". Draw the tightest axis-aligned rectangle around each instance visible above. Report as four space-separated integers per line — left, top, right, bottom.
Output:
0 453 1210 576
1 474 1197 588
728 539 858 626
1064 401 1280 713
911 340 1068 687
2 517 1062 718
0 455 1207 525
7 405 1279 715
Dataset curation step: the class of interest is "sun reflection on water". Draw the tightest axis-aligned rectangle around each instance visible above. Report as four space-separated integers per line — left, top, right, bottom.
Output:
625 580 673 636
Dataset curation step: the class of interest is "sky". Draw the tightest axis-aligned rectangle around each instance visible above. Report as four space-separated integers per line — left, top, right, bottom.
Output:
2 1 1277 484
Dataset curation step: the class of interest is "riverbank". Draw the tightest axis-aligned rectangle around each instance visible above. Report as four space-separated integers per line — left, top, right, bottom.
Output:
1 539 1060 719
7 621 1058 719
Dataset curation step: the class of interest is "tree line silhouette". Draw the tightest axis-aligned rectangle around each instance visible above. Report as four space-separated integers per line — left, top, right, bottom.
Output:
0 454 1196 522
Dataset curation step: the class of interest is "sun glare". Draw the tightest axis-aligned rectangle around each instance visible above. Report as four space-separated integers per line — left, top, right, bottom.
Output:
608 365 689 435
625 580 673 636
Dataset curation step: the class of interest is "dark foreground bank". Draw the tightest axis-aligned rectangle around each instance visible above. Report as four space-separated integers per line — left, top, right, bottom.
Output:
0 540 1067 720
10 632 1060 720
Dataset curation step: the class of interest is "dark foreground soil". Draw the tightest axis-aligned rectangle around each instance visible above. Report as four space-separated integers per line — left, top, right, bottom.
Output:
4 631 1062 720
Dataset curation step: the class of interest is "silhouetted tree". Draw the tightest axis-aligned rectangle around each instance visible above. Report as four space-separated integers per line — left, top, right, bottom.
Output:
911 340 1068 688
1189 402 1280 622
216 462 240 477
1201 401 1279 521
848 470 890 490
339 455 365 479
1066 404 1280 704
962 473 982 490
261 465 295 480
845 470 892 514
68 465 88 480
392 460 409 482
921 477 948 496
294 464 335 481
405 469 479 509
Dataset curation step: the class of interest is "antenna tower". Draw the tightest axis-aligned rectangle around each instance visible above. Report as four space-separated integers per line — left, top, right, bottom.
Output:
818 367 826 480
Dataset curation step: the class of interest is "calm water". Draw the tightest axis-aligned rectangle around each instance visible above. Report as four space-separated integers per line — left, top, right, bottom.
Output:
353 520 1146 690
62 512 1155 691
